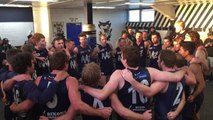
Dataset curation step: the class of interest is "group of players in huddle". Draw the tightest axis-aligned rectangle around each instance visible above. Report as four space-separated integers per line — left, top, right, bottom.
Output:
0 22 207 120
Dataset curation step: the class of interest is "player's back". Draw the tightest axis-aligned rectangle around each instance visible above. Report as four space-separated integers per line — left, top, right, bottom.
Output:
155 78 185 120
37 73 70 119
117 68 151 120
80 86 111 120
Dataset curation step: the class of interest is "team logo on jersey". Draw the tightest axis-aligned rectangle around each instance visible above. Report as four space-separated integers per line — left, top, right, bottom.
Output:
140 50 144 57
81 55 90 63
151 51 159 59
101 51 111 60
117 51 122 61
38 58 49 68
70 60 77 69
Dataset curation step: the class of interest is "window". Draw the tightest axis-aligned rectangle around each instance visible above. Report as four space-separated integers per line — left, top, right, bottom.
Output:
128 10 140 22
141 9 155 22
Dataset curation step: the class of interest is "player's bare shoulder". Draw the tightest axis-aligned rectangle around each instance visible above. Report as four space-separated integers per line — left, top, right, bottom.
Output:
66 76 79 88
112 69 123 78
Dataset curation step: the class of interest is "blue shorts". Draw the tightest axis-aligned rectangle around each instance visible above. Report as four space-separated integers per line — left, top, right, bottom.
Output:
194 92 204 113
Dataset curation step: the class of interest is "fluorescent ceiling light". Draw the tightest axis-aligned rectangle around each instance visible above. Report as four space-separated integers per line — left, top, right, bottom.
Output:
14 0 58 2
93 6 115 9
0 4 31 7
95 0 125 4
95 1 107 4
125 2 153 6
108 0 125 2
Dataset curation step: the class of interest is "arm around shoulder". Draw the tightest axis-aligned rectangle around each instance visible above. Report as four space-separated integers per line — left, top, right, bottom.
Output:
81 70 120 100
147 67 185 82
66 76 112 118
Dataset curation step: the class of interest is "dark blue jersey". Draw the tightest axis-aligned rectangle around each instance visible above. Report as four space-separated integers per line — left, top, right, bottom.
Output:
76 45 91 73
80 86 111 120
155 77 185 120
34 48 50 76
149 44 162 69
127 34 136 45
133 42 147 68
0 65 9 76
12 80 39 120
117 68 151 120
114 47 125 70
2 71 17 104
98 43 114 75
182 97 195 120
1 71 16 100
184 60 196 98
68 53 77 71
1 70 17 120
37 73 70 119
68 53 80 79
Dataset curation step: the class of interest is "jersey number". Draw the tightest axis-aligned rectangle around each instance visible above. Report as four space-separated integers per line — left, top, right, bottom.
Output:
128 79 149 104
13 88 21 104
173 82 183 106
46 81 58 109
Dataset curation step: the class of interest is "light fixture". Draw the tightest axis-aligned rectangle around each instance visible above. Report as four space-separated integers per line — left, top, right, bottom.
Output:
95 0 125 4
14 0 58 2
108 0 125 2
125 2 154 6
92 6 115 9
0 4 32 7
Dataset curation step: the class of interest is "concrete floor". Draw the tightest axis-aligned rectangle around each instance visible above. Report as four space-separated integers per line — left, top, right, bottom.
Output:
200 80 213 120
0 81 213 120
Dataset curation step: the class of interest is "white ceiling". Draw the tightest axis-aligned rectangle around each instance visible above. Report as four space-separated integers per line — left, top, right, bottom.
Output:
1 0 213 9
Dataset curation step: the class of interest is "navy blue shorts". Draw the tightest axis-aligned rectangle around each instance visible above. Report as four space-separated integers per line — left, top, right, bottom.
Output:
194 92 204 113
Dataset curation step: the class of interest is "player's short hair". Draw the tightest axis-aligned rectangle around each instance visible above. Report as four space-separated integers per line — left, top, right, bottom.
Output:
81 62 101 87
